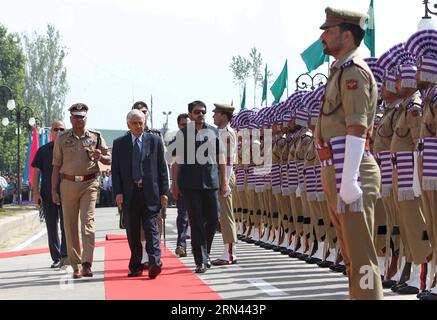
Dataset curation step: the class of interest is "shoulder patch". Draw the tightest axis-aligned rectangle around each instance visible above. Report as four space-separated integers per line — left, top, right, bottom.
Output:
346 80 358 90
407 102 422 117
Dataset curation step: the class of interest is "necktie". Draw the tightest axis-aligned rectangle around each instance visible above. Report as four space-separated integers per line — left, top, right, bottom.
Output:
132 138 141 182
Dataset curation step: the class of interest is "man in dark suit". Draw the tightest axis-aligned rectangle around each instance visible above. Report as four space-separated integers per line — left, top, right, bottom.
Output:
112 109 169 279
172 100 228 273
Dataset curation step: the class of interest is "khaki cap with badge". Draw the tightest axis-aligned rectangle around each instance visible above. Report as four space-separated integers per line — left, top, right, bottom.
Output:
212 103 235 114
69 103 89 116
320 6 368 30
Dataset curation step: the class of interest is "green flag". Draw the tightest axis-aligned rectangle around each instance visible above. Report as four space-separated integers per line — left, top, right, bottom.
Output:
364 0 375 57
261 64 268 105
240 83 246 110
300 39 329 73
270 60 288 104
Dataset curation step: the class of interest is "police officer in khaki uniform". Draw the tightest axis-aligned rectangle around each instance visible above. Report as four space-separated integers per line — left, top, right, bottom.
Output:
315 7 383 299
405 29 437 300
52 103 111 279
211 103 238 265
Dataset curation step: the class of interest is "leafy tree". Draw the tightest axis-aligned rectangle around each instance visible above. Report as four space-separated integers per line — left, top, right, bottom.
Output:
229 55 251 107
0 24 27 173
23 24 68 127
249 47 263 107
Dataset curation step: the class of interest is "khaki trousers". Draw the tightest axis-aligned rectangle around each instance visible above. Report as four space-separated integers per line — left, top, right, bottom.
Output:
219 174 237 243
282 194 295 234
393 169 432 264
418 156 437 254
319 200 337 249
321 156 383 300
381 193 401 255
308 200 325 243
300 192 312 238
60 178 99 271
374 198 387 256
290 193 304 236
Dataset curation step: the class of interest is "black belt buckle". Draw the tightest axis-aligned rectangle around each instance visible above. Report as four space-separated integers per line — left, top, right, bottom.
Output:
417 141 424 152
391 156 397 166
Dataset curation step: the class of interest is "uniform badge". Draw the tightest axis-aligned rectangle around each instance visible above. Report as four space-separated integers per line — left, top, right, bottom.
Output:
346 80 358 90
82 139 96 147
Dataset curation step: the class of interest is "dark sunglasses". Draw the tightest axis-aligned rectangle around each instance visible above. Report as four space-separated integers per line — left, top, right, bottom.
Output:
193 110 206 115
53 128 65 132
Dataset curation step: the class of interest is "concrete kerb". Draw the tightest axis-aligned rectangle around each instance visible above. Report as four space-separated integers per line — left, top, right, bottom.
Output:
0 205 43 248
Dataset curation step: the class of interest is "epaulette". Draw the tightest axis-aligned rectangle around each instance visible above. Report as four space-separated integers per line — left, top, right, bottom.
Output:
88 129 101 136
340 59 355 70
146 128 162 136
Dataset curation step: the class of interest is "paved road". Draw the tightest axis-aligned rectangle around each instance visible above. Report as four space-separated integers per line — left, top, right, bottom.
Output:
0 207 413 300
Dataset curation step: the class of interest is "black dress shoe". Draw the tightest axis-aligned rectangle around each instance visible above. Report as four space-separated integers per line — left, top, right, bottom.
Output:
417 290 430 299
148 262 162 279
297 253 309 261
206 259 211 268
141 262 149 270
382 279 397 289
328 264 345 273
254 241 263 246
397 285 419 295
128 269 143 277
289 251 299 258
280 248 289 254
317 260 333 268
391 282 407 292
195 264 207 273
305 257 322 264
419 292 437 300
51 261 61 269
211 259 237 266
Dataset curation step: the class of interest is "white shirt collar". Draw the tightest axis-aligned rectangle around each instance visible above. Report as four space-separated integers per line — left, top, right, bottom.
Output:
131 132 143 145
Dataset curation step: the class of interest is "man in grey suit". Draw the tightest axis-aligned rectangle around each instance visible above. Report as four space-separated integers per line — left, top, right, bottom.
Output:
112 109 169 279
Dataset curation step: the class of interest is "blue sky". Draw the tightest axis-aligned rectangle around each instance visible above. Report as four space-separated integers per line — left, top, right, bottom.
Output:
0 0 434 134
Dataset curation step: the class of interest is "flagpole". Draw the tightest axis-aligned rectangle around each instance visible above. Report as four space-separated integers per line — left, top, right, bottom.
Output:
150 94 153 129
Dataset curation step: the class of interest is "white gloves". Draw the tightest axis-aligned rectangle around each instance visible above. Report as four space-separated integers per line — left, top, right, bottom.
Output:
223 185 232 197
339 135 365 204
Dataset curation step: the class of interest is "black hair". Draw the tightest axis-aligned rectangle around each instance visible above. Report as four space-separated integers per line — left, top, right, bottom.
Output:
177 113 189 125
132 101 148 111
339 23 365 47
188 100 206 113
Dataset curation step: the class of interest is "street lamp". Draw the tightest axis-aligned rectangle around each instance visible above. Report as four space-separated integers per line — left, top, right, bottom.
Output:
419 0 437 30
0 85 40 204
162 111 172 139
295 72 328 91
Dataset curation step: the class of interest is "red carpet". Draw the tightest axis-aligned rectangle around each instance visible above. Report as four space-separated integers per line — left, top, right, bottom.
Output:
0 241 107 259
105 234 127 241
104 238 222 300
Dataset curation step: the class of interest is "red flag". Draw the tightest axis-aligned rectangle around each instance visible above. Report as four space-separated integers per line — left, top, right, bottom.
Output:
28 126 40 186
